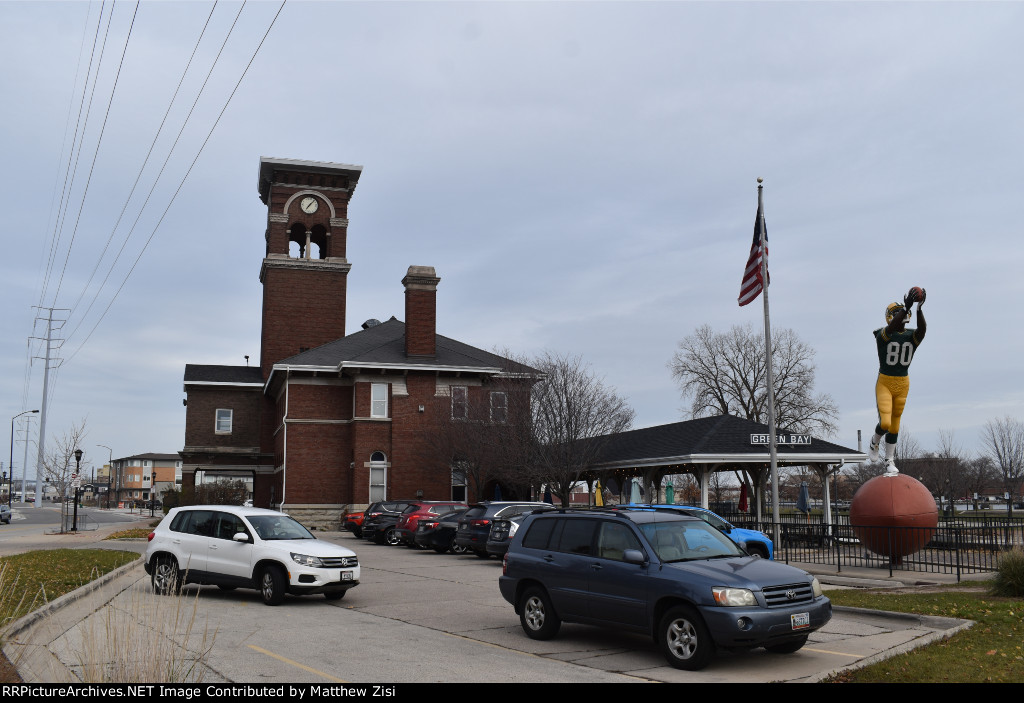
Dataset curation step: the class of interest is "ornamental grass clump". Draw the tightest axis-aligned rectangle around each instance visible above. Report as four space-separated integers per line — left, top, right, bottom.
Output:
991 547 1024 598
74 584 216 683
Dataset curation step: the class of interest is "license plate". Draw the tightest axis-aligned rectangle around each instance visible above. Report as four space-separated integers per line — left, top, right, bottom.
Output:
791 612 810 630
341 571 353 581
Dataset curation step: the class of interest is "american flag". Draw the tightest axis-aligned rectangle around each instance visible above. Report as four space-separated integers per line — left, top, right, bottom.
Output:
737 193 768 306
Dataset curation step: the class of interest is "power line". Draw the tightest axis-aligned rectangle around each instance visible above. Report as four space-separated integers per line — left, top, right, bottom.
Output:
50 1 141 308
64 0 287 363
65 1 220 339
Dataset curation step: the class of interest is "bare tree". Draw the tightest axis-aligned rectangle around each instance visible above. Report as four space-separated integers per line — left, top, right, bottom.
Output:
38 419 90 527
980 416 1024 497
531 351 635 506
668 324 839 436
414 354 540 502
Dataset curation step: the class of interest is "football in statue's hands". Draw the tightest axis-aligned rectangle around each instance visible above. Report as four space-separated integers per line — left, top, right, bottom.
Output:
909 286 925 304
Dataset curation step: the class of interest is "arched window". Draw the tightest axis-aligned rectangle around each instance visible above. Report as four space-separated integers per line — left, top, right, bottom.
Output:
309 224 328 259
369 452 387 502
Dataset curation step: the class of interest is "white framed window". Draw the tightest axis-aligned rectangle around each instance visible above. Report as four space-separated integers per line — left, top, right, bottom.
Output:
490 392 508 424
371 384 388 418
215 408 233 434
451 386 468 420
369 451 387 502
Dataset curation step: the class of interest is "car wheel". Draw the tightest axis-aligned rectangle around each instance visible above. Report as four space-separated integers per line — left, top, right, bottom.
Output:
658 605 714 670
432 545 449 554
474 549 489 559
260 565 288 606
152 557 181 596
352 528 362 538
450 538 468 555
764 635 808 654
746 544 769 559
384 528 401 546
519 586 561 640
324 591 346 601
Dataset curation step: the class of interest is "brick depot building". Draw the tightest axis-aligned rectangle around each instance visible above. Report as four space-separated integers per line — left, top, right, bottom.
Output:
181 158 528 528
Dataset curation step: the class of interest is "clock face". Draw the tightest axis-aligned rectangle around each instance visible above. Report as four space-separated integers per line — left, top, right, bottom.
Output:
300 196 319 214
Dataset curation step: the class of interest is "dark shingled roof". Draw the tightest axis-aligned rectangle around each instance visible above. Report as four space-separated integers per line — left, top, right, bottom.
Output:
276 317 532 373
184 364 264 385
590 414 864 468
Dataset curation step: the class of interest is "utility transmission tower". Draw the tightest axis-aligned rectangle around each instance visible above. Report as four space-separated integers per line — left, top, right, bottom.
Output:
30 307 68 507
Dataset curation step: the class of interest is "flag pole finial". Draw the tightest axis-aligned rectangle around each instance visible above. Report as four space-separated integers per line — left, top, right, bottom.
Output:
757 177 763 184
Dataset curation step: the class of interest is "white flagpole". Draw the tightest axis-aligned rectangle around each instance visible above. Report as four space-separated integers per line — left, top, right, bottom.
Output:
757 178 781 547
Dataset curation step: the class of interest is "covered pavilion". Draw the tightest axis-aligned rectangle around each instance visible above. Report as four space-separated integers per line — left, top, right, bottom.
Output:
583 414 867 527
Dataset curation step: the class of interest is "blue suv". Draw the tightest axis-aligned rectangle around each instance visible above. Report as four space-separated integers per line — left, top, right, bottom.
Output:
622 504 773 560
499 507 831 670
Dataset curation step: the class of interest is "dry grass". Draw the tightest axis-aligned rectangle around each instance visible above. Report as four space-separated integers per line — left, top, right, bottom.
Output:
73 585 216 683
0 549 217 683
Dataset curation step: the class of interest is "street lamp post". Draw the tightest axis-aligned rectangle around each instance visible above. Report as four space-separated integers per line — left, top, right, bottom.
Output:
10 410 39 508
98 444 113 509
72 448 82 532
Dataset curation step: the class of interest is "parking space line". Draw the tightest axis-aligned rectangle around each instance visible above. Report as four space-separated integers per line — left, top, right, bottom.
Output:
246 644 349 682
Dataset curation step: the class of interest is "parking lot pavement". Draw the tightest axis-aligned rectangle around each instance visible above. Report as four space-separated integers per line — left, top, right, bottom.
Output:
2 531 973 684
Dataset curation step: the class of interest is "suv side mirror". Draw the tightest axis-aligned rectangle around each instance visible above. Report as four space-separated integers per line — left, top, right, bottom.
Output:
623 549 646 565
233 532 251 543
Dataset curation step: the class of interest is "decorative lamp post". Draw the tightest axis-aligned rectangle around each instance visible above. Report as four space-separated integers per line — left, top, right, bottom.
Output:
72 448 82 532
10 410 39 508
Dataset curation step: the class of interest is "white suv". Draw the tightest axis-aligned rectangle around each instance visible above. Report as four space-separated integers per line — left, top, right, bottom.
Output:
144 505 360 605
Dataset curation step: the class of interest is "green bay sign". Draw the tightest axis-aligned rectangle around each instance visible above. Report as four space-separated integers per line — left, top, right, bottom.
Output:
750 434 812 445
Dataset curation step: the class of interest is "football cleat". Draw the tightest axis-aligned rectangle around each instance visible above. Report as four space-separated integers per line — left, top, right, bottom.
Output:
868 439 880 463
885 458 899 474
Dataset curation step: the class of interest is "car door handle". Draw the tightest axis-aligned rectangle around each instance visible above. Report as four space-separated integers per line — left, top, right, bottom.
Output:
543 555 555 562
590 563 603 571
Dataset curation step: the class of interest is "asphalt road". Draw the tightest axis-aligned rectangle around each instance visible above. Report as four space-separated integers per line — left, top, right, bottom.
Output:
2 525 973 684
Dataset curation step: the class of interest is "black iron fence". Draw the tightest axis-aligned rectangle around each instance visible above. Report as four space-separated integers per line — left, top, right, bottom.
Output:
726 512 1022 580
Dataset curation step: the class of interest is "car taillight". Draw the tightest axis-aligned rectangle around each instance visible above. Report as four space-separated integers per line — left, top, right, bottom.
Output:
423 521 438 529
471 519 491 527
147 532 155 542
502 553 508 575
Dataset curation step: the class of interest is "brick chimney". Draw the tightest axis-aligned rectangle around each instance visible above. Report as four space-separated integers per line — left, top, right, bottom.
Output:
402 265 440 357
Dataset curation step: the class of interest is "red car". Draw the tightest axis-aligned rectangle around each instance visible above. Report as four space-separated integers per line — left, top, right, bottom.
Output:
343 510 365 537
395 501 467 546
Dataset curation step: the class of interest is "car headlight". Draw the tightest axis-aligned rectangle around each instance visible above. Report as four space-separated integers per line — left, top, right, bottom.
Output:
811 577 823 598
291 553 324 568
711 587 757 607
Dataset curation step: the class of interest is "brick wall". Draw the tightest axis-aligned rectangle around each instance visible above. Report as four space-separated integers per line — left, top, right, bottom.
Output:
260 266 349 377
184 386 263 449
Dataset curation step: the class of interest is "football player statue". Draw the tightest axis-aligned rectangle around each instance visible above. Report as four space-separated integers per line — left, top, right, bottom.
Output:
868 286 927 474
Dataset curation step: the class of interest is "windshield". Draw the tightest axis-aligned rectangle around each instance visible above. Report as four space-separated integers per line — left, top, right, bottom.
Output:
692 510 730 531
638 519 743 562
247 514 315 541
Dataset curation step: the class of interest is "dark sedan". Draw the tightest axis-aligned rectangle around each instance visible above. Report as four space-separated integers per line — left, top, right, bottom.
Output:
414 509 469 553
455 502 553 558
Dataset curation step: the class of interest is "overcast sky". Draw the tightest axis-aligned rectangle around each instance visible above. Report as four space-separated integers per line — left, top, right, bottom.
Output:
2 0 1022 479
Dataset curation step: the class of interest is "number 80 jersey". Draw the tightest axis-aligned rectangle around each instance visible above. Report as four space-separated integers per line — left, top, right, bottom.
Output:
873 327 922 377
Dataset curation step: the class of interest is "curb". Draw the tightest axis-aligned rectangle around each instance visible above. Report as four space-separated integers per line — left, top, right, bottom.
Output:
1 556 143 641
804 607 975 683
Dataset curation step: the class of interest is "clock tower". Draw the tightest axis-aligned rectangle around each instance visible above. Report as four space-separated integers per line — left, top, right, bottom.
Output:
257 157 363 379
